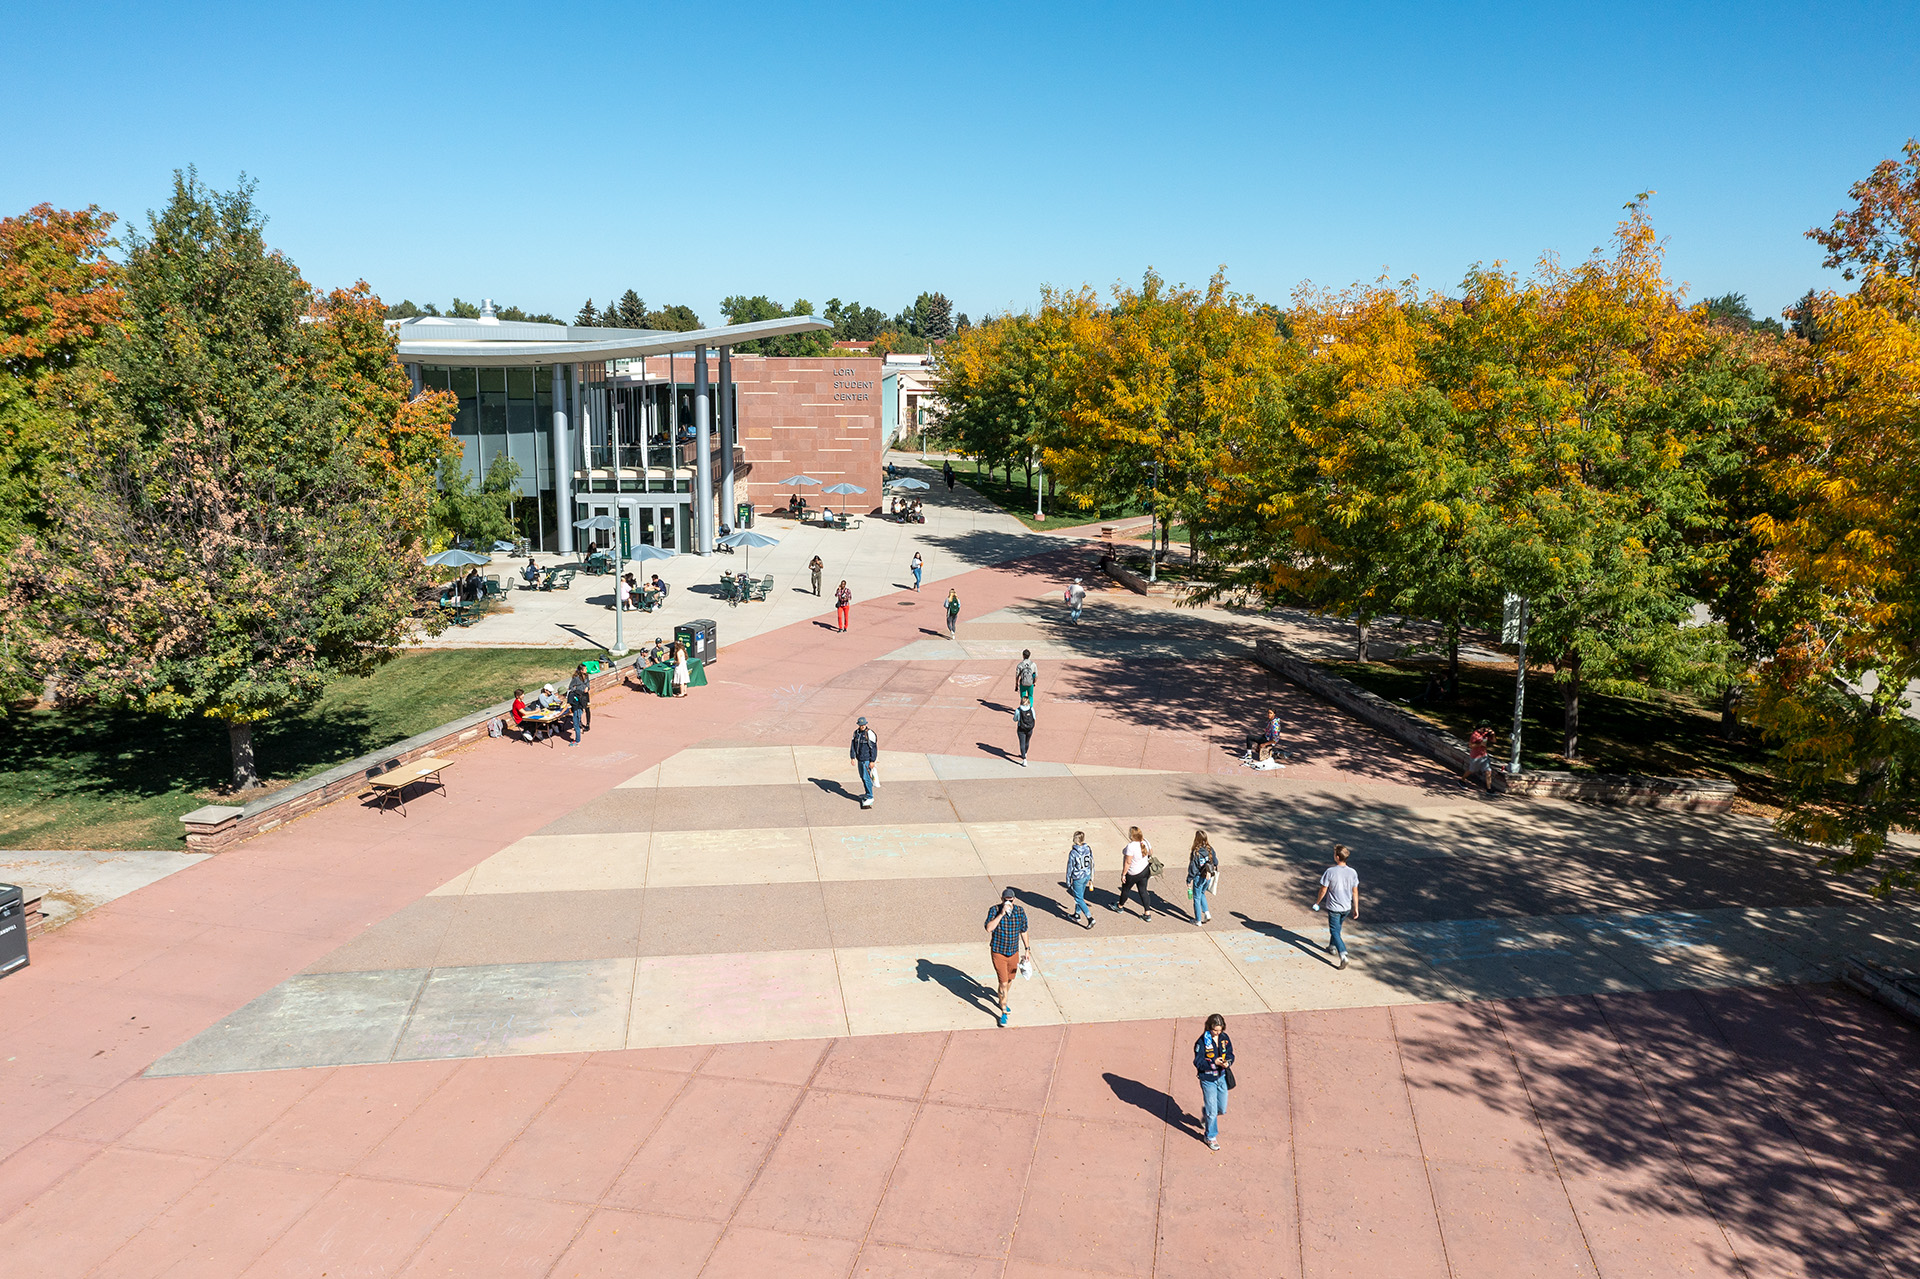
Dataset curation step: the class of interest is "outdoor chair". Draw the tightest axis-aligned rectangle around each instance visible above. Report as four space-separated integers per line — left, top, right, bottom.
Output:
750 575 773 601
581 551 613 576
541 565 577 591
483 579 505 599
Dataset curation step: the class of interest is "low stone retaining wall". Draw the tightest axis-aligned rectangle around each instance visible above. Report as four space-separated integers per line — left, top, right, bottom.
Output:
1252 637 1736 814
179 658 640 854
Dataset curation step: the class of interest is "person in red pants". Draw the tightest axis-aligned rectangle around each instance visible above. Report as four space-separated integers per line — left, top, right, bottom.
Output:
834 580 852 631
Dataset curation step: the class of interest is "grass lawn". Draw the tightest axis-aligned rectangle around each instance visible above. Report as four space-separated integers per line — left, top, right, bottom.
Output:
1320 657 1783 807
0 649 599 851
955 459 1145 532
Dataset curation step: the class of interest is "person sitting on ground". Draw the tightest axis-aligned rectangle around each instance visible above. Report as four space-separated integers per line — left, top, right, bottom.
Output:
1466 725 1496 791
1247 709 1282 763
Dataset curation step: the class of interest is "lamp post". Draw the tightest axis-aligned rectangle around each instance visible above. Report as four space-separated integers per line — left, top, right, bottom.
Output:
1506 594 1528 775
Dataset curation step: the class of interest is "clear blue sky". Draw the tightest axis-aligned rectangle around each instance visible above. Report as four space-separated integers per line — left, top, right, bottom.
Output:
5 1 1915 325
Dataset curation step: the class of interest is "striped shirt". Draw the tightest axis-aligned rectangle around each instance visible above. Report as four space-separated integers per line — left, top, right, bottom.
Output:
1066 843 1093 881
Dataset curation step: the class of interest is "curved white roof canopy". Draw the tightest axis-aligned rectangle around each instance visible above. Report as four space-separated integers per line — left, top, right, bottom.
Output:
394 314 835 367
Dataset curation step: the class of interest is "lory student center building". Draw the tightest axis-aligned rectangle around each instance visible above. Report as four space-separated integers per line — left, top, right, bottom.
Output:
392 307 886 557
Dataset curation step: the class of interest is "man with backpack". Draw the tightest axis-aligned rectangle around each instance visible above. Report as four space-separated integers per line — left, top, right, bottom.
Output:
849 715 879 808
1014 650 1038 709
1066 578 1087 623
566 665 592 744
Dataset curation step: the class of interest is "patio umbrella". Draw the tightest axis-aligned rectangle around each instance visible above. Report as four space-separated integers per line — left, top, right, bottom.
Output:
887 477 930 491
717 529 779 575
779 475 821 486
821 482 867 516
424 548 492 567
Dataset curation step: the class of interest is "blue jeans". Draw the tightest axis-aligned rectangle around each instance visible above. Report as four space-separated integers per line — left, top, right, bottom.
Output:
1070 601 1082 622
912 566 922 589
1069 875 1090 921
1328 908 1348 958
1190 877 1209 921
857 759 875 801
1200 1075 1229 1141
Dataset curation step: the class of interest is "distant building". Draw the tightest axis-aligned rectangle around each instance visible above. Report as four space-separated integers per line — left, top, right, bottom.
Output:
392 305 883 556
881 353 941 448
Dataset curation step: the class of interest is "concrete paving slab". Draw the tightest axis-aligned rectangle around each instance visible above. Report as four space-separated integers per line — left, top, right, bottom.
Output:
1215 928 1450 1011
463 832 649 895
0 849 210 933
648 826 817 886
930 753 1072 780
965 817 1129 876
1032 933 1265 1023
628 948 848 1047
1388 916 1649 1001
145 969 426 1076
811 822 989 880
393 959 634 1060
657 745 803 788
837 942 1059 1035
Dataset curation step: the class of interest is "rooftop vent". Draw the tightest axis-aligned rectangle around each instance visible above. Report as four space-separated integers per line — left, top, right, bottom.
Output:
478 298 499 324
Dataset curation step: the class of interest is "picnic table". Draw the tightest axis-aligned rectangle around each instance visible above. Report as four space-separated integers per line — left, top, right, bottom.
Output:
637 658 707 697
366 756 452 815
519 707 570 745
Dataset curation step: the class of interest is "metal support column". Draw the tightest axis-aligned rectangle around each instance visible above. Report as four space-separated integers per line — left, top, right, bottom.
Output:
694 344 713 555
554 364 575 555
719 345 736 528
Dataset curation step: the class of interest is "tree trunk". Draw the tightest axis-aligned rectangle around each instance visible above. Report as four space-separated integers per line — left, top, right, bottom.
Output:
1561 650 1582 761
1446 621 1460 695
1356 617 1371 663
228 721 262 791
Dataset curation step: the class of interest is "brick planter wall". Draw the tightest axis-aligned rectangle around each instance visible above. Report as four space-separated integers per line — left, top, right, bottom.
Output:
179 659 642 854
1252 637 1736 814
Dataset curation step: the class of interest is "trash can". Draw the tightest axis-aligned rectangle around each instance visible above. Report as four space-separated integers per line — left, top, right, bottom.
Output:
0 884 28 979
676 619 718 665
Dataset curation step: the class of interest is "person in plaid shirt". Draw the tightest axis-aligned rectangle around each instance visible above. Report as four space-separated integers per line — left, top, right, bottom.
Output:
984 886 1030 1027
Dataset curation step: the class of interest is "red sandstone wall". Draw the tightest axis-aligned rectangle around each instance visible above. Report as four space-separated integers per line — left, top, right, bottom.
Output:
731 355 885 513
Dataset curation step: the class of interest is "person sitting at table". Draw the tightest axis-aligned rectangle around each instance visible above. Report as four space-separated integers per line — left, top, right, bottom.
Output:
521 556 540 586
464 567 485 601
617 573 636 613
649 574 667 602
646 637 668 666
510 688 530 739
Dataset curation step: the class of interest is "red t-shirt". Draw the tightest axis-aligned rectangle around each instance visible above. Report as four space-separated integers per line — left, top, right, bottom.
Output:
1468 729 1490 760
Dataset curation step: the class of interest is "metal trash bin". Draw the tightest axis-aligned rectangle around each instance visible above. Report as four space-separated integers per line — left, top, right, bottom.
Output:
676 619 717 665
0 884 28 979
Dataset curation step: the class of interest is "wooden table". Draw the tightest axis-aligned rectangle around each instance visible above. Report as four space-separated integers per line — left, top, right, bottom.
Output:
366 756 452 815
520 708 569 746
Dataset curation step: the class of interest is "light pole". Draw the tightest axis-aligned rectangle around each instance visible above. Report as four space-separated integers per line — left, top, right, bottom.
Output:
1136 459 1162 583
1506 594 1528 775
1035 452 1044 521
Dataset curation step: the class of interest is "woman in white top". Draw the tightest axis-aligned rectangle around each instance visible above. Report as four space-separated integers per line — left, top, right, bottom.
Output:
1114 825 1155 920
671 642 690 697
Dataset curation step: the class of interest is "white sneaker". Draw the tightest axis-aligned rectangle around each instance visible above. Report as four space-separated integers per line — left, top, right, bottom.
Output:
861 798 873 809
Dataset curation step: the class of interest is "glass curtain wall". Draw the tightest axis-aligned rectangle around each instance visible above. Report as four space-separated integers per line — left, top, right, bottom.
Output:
419 364 556 550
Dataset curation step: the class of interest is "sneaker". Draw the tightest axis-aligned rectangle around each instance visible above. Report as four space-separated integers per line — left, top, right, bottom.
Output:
861 798 873 809
1337 957 1349 970
1208 1139 1220 1151
1325 942 1336 955
1142 912 1153 921
998 1008 1010 1027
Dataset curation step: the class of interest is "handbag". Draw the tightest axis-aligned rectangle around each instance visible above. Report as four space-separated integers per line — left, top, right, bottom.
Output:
1147 854 1165 878
1224 1065 1237 1090
1017 955 1033 980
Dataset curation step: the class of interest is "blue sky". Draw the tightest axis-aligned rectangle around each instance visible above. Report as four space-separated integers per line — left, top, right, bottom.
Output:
5 1 1915 324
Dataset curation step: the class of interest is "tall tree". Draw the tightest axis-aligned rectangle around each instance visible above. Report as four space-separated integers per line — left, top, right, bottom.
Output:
646 303 701 332
9 172 453 790
575 298 600 326
612 289 647 329
915 291 955 342
825 298 887 341
1808 137 1920 284
717 295 830 355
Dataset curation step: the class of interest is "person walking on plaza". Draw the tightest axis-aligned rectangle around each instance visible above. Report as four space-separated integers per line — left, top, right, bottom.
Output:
1115 826 1155 919
810 554 824 596
850 715 879 808
835 580 852 631
943 460 956 492
1067 577 1087 623
944 588 961 639
1193 1013 1235 1151
984 886 1030 1027
1014 701 1035 765
1014 649 1037 708
1312 844 1360 969
616 573 632 614
1187 830 1219 925
566 665 592 743
1066 831 1095 928
670 642 691 697
910 551 924 592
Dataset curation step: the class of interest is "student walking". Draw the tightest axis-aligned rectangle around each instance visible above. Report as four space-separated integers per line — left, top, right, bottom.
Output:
835 580 852 631
1193 1013 1235 1151
944 588 961 639
910 551 924 591
1313 844 1360 969
809 555 824 596
566 665 592 742
1187 830 1219 925
1114 826 1155 919
984 886 1030 1027
615 573 632 614
850 715 879 808
1014 650 1037 708
1067 577 1087 623
1014 702 1035 764
943 460 956 492
1066 832 1094 928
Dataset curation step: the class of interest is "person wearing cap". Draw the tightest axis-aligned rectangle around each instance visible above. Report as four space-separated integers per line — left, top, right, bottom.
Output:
1067 577 1087 624
983 886 1030 1027
566 665 592 743
850 715 879 808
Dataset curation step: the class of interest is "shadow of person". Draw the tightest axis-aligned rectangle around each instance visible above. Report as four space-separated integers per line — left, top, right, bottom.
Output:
1010 886 1076 924
1231 910 1338 966
977 699 1014 714
919 628 948 638
976 742 1019 762
806 776 861 802
813 620 841 631
916 959 997 1013
1102 1073 1196 1134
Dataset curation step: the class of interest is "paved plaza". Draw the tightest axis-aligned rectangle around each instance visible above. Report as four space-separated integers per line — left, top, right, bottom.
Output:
3 509 1920 1277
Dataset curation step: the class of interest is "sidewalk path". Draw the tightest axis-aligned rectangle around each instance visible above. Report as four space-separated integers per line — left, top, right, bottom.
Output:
3 541 1918 1278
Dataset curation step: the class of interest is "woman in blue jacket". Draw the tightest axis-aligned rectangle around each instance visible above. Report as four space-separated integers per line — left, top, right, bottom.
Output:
1194 1013 1235 1151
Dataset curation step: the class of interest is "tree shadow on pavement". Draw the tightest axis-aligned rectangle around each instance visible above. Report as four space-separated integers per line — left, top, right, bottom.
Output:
916 959 997 1014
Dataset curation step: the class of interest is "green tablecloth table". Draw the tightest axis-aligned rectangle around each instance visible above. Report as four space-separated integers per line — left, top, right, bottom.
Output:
639 658 707 697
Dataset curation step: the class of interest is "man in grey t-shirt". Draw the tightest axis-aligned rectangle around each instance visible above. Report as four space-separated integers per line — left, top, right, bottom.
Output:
1313 844 1360 970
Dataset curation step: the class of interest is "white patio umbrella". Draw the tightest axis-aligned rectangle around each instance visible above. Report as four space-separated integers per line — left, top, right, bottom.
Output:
887 477 931 491
423 548 491 567
717 528 780 575
821 482 867 516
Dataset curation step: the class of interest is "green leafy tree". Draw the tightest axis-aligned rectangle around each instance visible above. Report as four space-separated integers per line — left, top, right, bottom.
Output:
825 298 887 341
646 303 701 331
434 451 521 547
915 291 955 342
718 295 830 355
10 171 451 790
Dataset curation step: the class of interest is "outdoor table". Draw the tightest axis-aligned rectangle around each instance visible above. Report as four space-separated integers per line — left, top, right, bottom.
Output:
366 756 452 815
638 658 707 697
520 708 568 745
